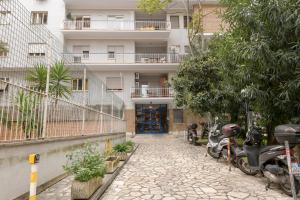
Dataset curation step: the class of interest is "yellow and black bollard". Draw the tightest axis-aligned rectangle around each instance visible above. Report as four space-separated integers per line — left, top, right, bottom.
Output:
28 154 40 200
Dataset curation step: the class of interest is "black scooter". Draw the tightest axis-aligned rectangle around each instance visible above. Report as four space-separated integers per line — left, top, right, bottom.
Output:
237 124 300 196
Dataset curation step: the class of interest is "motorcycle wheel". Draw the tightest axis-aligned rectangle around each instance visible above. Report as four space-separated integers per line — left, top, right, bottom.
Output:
207 147 220 159
280 166 300 196
236 156 259 176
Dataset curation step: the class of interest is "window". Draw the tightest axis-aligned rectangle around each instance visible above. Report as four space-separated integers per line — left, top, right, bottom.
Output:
72 78 88 91
184 45 191 54
0 11 11 25
184 16 192 29
170 16 180 29
173 109 184 123
31 11 48 25
106 77 122 91
108 51 115 59
0 43 8 57
73 45 90 60
0 77 9 92
28 43 46 57
82 50 89 59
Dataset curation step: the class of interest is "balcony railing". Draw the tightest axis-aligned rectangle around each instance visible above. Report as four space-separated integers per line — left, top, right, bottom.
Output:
63 20 171 31
131 87 174 98
63 53 185 64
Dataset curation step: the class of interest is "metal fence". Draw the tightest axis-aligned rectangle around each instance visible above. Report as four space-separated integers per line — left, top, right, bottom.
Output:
0 0 126 142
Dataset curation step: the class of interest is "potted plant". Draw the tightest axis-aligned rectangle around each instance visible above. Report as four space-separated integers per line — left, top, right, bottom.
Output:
104 139 119 174
64 144 106 200
114 143 129 161
125 140 135 153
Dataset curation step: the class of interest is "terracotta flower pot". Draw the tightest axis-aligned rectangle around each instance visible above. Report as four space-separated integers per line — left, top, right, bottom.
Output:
105 156 119 174
71 177 103 200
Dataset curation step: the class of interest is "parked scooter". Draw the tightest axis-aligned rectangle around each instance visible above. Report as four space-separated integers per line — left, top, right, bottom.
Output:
187 123 198 145
236 124 300 196
207 122 241 165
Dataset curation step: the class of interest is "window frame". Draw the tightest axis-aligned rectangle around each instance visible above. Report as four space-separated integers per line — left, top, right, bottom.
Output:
0 11 11 25
31 11 48 25
106 77 123 91
170 15 180 29
72 78 88 91
0 42 8 57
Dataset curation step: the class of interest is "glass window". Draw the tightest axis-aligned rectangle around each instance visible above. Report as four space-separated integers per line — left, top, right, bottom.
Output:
106 77 122 91
31 12 48 25
0 77 9 91
28 43 46 57
170 16 180 29
72 79 88 91
0 43 8 57
82 50 89 59
184 16 192 29
0 11 11 25
173 109 184 123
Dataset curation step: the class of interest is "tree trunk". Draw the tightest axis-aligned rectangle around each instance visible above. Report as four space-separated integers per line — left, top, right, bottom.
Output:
266 123 276 145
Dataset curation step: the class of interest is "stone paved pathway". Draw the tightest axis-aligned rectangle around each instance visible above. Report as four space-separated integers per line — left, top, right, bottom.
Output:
101 134 292 200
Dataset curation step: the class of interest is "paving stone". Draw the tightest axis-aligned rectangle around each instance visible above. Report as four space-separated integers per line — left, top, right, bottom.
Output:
38 135 292 200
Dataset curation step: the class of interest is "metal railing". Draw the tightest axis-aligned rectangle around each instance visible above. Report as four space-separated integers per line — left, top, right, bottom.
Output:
63 53 185 64
130 87 174 98
0 80 126 142
63 20 171 31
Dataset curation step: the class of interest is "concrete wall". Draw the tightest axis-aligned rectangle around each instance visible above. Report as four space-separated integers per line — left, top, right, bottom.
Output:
22 0 66 43
0 132 125 200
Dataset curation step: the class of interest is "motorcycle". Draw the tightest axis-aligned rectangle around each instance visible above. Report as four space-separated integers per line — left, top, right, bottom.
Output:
236 124 300 196
207 122 242 165
187 123 198 145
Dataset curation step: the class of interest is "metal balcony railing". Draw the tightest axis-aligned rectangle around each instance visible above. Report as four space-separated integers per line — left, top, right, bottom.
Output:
63 20 171 31
63 53 185 64
130 87 174 98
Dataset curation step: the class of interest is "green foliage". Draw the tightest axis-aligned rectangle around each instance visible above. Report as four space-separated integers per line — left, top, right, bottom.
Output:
26 61 71 100
113 143 129 153
137 0 172 14
49 61 71 99
125 140 134 148
26 64 48 92
16 91 42 138
173 0 300 142
64 144 106 182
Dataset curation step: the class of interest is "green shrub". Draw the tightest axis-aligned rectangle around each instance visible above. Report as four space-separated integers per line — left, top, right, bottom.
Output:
64 143 106 182
125 140 135 148
113 143 128 153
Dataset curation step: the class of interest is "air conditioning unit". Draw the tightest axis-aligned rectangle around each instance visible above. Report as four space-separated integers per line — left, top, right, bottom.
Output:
73 56 82 63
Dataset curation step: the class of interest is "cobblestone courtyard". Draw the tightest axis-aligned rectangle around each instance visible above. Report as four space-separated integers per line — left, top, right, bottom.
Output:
101 134 291 200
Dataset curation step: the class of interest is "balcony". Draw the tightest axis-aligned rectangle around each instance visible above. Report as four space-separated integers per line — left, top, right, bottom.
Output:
62 20 171 40
63 53 185 71
130 87 174 103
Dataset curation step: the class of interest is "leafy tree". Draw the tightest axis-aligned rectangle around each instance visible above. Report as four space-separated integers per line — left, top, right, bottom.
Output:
26 61 72 101
174 0 300 143
137 0 172 14
26 64 48 91
220 0 300 142
49 61 71 100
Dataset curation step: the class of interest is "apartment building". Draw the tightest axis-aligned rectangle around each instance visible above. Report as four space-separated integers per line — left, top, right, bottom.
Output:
1 0 223 134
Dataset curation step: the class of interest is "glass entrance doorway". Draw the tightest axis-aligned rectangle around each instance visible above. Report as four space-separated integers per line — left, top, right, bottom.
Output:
136 104 168 134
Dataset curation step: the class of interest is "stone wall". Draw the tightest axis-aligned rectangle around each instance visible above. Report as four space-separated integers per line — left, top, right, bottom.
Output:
0 133 126 200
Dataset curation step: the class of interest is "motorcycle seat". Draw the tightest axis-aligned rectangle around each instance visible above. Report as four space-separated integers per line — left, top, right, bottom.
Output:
259 145 285 154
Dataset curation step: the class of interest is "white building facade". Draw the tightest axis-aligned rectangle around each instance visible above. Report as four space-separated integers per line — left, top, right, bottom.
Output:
11 0 217 134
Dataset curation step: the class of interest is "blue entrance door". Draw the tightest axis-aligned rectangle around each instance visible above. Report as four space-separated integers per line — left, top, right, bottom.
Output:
136 104 168 134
